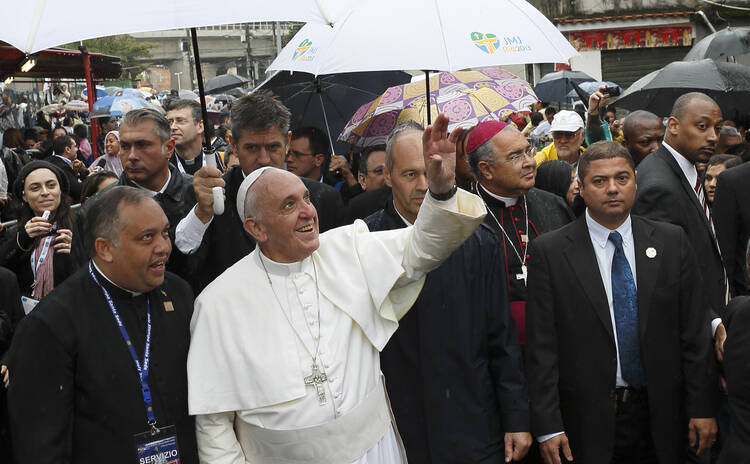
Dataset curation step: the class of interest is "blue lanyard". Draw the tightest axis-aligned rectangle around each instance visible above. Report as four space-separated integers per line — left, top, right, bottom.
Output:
30 224 57 280
88 262 156 428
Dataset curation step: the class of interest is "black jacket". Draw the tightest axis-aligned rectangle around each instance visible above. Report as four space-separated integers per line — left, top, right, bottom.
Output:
72 164 196 280
526 215 717 464
0 223 75 298
348 186 392 223
365 199 529 463
713 162 750 296
7 267 198 464
47 155 86 203
187 165 347 293
720 295 750 463
633 145 727 318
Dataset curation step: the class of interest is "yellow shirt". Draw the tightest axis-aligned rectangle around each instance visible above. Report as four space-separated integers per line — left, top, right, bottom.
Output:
534 143 585 166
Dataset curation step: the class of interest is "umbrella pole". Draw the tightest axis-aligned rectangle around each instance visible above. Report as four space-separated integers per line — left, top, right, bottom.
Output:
80 45 99 160
318 93 336 155
190 27 212 149
424 70 431 126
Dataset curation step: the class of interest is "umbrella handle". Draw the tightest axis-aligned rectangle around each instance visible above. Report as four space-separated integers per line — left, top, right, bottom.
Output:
204 153 225 215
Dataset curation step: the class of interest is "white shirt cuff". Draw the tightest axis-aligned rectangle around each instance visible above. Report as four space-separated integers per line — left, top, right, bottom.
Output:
537 432 565 443
175 206 213 255
711 317 723 338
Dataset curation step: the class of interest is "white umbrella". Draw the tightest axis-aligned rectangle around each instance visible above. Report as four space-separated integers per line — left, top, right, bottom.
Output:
64 100 90 112
267 0 577 75
3 0 354 54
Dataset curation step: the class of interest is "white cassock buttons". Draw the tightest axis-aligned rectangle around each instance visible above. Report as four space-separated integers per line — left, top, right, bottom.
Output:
646 247 657 258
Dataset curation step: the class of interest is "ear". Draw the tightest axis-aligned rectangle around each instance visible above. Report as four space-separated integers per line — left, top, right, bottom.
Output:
229 133 236 152
384 166 392 188
94 237 115 263
667 116 680 136
313 154 325 168
477 160 494 181
285 130 292 153
162 137 176 157
197 119 204 134
243 217 267 243
358 172 367 189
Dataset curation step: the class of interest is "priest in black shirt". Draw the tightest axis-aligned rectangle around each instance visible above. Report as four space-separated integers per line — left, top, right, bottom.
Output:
7 186 198 464
466 121 573 344
167 99 224 175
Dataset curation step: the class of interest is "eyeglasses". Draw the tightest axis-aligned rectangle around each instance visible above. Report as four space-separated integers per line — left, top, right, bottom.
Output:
288 149 314 159
502 146 536 164
551 130 581 141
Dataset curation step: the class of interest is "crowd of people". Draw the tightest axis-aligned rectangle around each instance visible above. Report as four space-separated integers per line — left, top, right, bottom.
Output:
0 83 747 464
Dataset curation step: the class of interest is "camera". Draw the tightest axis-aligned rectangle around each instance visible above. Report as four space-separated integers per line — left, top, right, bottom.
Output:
601 86 621 98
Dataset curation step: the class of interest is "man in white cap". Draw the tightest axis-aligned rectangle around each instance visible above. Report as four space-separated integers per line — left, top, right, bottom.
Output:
187 113 487 463
534 110 586 166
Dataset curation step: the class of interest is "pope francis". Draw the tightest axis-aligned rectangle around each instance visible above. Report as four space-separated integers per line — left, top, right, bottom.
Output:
187 114 487 463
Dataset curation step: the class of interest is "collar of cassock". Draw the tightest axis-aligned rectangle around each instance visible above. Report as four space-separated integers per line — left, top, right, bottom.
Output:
258 250 309 277
478 183 519 207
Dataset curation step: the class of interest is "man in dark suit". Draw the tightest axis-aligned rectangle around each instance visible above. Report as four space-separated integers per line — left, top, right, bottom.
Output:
365 122 531 463
7 186 198 463
174 92 346 292
526 141 717 464
48 134 87 202
713 162 750 296
632 92 728 353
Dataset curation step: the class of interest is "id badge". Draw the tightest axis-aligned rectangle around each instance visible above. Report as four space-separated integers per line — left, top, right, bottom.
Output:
134 425 180 464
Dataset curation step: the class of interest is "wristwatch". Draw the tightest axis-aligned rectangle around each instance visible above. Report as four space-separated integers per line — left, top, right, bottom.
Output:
429 184 458 201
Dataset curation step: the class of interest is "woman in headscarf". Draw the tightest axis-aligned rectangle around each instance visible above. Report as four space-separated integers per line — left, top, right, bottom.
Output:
0 161 75 304
534 159 585 216
88 130 123 177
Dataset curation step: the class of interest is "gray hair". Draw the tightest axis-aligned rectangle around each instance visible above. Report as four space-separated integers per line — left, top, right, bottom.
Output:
467 138 496 177
720 125 742 137
231 91 290 140
385 121 424 172
83 186 153 257
121 108 171 143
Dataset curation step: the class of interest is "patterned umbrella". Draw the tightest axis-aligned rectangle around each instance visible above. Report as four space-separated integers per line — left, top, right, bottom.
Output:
339 68 538 147
91 95 163 118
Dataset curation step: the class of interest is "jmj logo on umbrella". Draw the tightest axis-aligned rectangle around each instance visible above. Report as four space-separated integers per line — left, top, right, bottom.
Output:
471 32 500 54
292 39 315 61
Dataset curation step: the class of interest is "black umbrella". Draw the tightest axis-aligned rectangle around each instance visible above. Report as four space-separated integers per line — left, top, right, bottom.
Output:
254 70 411 154
533 70 595 102
684 27 750 61
204 73 249 95
613 59 750 118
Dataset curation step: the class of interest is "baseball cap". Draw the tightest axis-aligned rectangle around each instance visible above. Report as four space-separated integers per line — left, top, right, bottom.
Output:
550 110 584 133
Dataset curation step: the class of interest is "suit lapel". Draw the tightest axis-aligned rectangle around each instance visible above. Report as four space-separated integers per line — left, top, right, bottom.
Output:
656 148 717 246
562 217 615 343
632 217 662 340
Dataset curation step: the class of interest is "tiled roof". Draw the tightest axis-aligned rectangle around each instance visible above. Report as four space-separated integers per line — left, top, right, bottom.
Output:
555 11 693 24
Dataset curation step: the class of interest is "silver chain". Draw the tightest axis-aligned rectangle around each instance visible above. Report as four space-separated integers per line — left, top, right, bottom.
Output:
259 253 323 368
478 183 529 268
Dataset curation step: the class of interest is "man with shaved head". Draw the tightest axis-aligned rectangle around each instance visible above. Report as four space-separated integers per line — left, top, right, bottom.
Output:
187 113 488 463
633 92 725 460
621 110 665 165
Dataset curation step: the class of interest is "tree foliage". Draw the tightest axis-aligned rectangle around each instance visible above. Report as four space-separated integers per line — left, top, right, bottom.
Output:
61 35 155 77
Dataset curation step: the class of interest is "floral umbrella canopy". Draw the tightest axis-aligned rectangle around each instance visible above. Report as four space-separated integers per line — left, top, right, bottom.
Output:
340 68 538 147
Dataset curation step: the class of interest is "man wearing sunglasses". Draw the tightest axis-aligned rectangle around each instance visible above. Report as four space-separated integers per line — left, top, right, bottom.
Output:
534 110 586 167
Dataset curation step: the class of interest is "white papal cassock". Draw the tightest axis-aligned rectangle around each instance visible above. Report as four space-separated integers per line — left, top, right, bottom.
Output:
187 188 486 464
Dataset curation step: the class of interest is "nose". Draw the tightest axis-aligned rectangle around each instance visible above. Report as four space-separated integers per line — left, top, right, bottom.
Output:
154 231 172 256
415 172 429 192
606 178 619 193
170 120 178 130
300 199 317 219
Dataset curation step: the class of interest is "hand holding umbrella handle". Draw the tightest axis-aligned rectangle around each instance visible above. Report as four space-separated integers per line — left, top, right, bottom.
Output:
204 153 225 216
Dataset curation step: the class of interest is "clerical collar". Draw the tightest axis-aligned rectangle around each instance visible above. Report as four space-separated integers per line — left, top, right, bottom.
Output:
478 183 519 207
393 200 413 226
257 250 305 277
91 260 143 296
132 170 172 196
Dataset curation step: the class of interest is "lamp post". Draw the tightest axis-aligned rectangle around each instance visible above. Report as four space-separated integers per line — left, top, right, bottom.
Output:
174 72 183 91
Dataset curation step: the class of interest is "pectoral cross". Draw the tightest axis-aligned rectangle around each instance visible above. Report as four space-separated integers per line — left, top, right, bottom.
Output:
516 265 527 285
304 363 328 405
